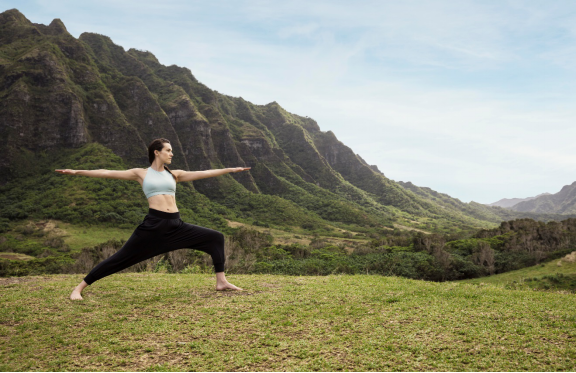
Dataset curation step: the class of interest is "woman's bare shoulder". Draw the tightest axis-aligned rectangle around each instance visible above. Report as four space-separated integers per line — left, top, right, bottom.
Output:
170 169 186 176
128 168 147 180
127 168 146 185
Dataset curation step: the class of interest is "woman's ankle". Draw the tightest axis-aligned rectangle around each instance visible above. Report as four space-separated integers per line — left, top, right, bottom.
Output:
75 280 89 292
215 272 226 281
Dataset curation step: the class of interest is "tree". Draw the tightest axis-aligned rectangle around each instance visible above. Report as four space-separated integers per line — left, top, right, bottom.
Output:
471 241 495 275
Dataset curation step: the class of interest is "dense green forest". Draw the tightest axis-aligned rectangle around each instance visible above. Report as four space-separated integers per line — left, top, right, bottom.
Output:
2 192 575 285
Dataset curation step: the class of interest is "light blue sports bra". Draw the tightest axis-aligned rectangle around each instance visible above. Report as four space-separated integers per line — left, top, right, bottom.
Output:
142 167 176 199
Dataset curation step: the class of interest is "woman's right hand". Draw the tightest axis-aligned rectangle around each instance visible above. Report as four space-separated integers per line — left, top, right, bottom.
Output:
55 169 77 175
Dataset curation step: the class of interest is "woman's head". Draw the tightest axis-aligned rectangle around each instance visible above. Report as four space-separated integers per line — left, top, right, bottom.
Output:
148 138 177 181
148 138 173 165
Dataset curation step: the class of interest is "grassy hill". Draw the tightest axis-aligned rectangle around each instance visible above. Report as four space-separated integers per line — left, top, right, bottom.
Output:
1 273 575 371
461 251 576 292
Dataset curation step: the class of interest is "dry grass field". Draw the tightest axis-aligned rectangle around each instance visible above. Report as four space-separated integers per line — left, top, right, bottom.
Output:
1 272 575 371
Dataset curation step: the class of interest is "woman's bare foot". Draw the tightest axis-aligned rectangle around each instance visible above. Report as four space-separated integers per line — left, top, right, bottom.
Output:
70 289 83 300
70 280 88 300
215 272 243 291
216 282 243 291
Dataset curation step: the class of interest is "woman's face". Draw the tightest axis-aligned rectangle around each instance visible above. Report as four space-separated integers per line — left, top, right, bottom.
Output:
155 143 173 164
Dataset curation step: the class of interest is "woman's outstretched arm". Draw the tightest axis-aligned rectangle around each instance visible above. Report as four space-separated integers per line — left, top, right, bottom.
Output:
55 168 141 181
173 167 251 182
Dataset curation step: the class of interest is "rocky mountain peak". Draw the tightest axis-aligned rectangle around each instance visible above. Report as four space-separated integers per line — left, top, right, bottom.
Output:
127 48 160 65
0 10 69 40
31 18 70 37
368 164 384 175
0 9 43 45
47 19 68 34
0 8 28 25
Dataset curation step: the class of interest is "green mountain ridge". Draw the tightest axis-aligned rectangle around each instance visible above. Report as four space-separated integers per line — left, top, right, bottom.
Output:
0 8 567 234
510 182 576 214
397 181 576 223
487 193 551 208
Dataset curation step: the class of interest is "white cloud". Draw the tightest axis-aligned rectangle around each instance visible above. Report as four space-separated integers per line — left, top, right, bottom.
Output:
278 23 320 39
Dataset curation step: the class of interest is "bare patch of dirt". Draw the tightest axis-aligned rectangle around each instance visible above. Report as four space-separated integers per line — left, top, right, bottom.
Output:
196 290 265 298
0 253 35 261
225 220 247 229
0 277 36 286
561 251 576 263
393 223 430 234
0 276 56 286
225 220 311 245
259 283 281 288
42 220 67 236
275 236 311 245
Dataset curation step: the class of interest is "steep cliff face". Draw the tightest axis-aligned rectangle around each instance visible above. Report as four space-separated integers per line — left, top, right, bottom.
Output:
1 9 549 232
0 9 147 181
0 11 89 176
311 129 433 214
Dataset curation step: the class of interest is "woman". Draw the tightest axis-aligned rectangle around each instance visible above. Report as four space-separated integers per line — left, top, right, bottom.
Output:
56 138 250 300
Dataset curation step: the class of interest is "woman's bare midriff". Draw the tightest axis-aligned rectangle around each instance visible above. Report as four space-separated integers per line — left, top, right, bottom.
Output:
135 168 179 213
147 194 178 212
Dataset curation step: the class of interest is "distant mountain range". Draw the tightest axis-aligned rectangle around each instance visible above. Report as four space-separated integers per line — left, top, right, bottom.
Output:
507 182 576 214
488 193 551 208
487 182 576 215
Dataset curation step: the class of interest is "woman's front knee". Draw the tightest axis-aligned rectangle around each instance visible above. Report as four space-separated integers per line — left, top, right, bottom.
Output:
211 230 225 245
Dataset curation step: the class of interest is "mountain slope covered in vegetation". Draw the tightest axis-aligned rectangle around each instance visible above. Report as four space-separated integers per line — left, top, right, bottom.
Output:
487 193 551 208
510 182 576 214
0 8 570 237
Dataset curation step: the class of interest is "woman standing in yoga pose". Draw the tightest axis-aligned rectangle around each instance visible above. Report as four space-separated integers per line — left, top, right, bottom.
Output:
56 138 250 300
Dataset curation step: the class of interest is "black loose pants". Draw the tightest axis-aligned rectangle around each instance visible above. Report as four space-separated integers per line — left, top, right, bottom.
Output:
83 208 226 285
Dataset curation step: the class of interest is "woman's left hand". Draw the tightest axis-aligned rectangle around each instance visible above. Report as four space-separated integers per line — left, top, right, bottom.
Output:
230 167 251 173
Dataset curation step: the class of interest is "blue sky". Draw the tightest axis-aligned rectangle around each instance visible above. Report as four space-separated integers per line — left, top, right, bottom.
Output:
6 0 576 204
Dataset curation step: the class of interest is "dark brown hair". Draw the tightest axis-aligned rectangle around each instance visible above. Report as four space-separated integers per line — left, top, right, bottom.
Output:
148 138 178 181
